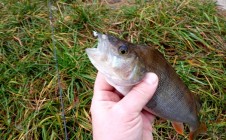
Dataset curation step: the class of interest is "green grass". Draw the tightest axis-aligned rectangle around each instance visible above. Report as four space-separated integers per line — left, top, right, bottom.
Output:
0 0 225 139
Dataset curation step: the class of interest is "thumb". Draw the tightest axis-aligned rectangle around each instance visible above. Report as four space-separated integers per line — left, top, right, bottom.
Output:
117 73 158 113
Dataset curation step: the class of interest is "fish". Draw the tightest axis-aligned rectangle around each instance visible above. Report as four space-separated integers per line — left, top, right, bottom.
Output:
86 31 207 140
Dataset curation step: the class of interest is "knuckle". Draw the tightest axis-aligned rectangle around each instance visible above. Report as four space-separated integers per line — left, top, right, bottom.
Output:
133 86 149 100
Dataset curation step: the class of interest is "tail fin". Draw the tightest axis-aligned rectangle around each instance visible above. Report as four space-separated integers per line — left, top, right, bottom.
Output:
189 123 207 140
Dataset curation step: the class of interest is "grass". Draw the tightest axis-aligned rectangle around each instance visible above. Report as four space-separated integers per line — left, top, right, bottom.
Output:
0 0 225 139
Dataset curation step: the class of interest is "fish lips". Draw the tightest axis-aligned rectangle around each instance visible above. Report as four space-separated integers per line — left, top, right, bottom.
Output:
85 32 113 79
86 31 110 62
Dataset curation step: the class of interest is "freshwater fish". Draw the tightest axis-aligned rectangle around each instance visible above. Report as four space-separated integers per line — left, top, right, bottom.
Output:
86 32 206 140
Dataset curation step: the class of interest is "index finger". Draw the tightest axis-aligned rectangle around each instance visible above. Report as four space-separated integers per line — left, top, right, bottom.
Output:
92 72 120 101
94 72 114 92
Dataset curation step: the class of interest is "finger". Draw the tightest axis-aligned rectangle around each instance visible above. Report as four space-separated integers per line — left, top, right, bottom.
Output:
142 109 155 123
93 72 120 101
143 128 154 140
117 73 158 113
94 72 114 92
142 113 154 132
142 112 154 140
142 110 155 139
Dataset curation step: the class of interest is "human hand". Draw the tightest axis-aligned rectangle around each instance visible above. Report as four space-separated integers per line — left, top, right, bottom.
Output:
91 72 159 140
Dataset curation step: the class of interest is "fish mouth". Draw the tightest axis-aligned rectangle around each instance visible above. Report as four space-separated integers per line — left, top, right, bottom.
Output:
85 31 112 76
85 31 111 60
89 31 110 53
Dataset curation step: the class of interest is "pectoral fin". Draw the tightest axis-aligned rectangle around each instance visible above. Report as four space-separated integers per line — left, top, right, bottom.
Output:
189 123 207 140
172 121 184 135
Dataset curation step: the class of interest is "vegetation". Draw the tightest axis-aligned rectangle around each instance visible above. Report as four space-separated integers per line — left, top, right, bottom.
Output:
0 0 225 139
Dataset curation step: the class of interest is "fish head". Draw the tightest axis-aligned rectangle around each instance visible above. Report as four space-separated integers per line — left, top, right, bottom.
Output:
86 32 146 87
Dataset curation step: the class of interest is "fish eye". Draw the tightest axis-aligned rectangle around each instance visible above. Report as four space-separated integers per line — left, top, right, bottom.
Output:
118 45 128 55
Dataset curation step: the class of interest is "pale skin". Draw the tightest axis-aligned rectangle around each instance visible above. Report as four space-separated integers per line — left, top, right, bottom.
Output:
91 72 159 140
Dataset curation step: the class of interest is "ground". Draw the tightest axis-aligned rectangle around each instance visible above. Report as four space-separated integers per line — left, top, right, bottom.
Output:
0 0 225 140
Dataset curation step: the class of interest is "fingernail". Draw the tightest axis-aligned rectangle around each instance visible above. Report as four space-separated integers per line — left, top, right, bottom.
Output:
144 73 158 85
